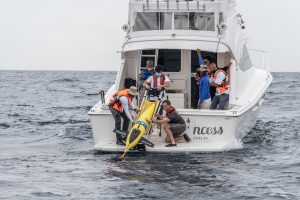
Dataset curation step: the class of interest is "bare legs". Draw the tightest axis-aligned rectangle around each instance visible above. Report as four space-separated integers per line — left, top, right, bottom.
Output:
162 124 176 144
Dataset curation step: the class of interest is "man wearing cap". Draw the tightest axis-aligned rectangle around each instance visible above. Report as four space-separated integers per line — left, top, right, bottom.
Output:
143 64 171 92
109 86 139 145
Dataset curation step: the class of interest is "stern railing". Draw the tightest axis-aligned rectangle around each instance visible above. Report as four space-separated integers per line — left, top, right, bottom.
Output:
130 0 225 12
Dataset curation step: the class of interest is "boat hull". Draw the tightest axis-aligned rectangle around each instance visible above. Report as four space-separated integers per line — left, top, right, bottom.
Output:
89 100 260 153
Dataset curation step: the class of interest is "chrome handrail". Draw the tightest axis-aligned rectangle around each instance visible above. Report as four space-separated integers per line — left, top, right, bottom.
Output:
131 0 224 12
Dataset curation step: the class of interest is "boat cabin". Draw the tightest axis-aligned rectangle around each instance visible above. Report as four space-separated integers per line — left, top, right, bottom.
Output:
113 0 257 111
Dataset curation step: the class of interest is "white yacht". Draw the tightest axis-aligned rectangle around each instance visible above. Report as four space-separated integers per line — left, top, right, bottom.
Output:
89 0 272 153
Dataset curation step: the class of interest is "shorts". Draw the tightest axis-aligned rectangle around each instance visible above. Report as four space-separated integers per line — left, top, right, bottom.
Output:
169 123 186 136
199 98 211 109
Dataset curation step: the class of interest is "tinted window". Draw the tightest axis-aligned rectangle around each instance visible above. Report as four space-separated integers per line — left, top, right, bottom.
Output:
192 12 215 31
141 57 155 69
174 12 189 30
158 49 181 72
160 12 172 30
133 12 172 31
133 12 159 31
142 49 156 55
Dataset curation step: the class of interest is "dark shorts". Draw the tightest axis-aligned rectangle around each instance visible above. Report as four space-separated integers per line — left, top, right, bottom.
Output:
169 123 186 136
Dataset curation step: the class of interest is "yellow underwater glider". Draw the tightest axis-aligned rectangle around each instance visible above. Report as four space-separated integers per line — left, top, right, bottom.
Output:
113 99 160 160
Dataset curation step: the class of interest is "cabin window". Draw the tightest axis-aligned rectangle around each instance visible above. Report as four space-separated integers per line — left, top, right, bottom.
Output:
239 44 253 71
160 12 172 30
191 12 215 31
174 12 189 30
174 12 215 31
142 49 156 56
133 12 217 32
219 12 224 24
140 49 156 70
133 12 159 31
157 49 181 72
133 12 172 31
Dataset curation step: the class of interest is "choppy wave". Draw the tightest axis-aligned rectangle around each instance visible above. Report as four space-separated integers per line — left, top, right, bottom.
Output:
0 123 10 129
0 71 299 200
51 78 80 83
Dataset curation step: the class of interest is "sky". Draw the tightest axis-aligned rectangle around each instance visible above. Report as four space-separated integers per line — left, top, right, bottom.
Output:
0 0 299 72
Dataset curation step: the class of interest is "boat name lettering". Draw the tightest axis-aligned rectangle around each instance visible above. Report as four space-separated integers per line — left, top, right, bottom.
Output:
193 127 223 135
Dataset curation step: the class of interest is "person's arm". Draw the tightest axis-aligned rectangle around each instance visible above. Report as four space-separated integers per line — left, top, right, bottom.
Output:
161 76 171 89
140 70 147 81
197 49 204 67
226 62 232 83
210 81 219 88
119 96 134 122
155 117 170 124
210 72 225 88
129 98 140 113
155 113 166 119
143 77 151 90
162 81 170 89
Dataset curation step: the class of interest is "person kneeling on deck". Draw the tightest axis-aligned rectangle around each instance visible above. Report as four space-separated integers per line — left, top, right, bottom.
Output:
210 63 232 110
154 100 190 147
109 86 139 145
143 64 171 94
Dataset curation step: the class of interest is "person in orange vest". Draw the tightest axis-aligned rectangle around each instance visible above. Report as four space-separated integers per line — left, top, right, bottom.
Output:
210 63 232 110
109 86 139 145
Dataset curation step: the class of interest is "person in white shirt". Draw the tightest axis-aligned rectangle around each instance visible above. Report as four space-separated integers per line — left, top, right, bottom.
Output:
210 63 232 110
143 65 171 97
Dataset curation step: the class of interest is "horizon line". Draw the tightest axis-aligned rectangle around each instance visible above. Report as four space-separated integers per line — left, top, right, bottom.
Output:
0 69 298 73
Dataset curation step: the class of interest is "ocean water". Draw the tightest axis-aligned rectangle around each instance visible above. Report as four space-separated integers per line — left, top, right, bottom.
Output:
0 70 299 200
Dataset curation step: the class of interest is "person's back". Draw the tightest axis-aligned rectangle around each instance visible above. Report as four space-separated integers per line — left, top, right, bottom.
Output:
198 70 211 109
197 49 217 99
166 107 185 125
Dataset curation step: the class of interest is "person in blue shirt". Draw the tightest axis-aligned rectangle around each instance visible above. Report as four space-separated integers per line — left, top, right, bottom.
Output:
197 68 211 109
197 48 217 100
140 60 155 81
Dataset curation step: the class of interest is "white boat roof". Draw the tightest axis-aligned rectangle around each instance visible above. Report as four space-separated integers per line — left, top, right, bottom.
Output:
123 36 231 54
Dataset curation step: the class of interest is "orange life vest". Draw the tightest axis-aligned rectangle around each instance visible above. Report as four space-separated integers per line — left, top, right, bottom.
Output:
109 89 132 112
213 69 230 94
153 74 165 88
